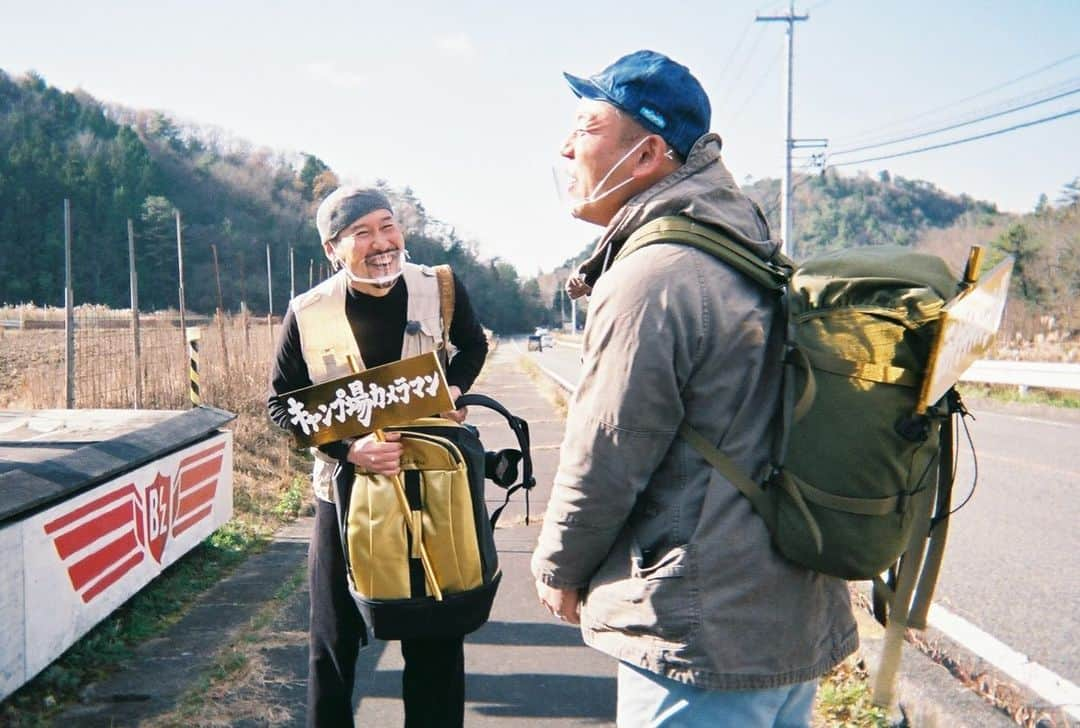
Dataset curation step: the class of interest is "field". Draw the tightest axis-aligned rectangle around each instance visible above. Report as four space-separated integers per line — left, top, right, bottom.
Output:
0 309 310 723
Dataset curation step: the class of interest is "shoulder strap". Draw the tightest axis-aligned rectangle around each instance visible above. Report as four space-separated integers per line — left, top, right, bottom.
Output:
678 422 781 537
616 215 792 291
456 393 536 528
434 264 455 348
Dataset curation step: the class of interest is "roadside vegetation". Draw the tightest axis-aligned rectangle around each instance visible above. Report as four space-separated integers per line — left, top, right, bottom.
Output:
958 382 1080 410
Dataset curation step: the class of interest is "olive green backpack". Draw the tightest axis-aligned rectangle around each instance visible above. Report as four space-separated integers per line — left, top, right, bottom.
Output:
619 216 973 707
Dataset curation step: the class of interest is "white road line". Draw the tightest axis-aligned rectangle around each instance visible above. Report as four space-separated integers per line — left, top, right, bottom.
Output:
928 603 1080 719
531 359 575 394
977 410 1080 430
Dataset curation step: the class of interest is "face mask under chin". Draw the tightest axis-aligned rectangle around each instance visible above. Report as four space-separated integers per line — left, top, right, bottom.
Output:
335 249 407 286
552 136 648 213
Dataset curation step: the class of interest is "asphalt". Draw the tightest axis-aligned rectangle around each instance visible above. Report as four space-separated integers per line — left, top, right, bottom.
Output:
50 343 1019 727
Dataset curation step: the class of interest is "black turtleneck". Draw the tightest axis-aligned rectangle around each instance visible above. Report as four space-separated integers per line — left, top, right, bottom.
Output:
267 274 489 442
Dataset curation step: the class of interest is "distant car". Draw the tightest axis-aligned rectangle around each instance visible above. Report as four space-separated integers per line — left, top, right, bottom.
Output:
527 334 542 351
540 333 555 349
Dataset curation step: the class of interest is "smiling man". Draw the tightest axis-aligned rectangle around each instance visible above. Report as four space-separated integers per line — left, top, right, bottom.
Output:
267 185 488 727
532 50 857 727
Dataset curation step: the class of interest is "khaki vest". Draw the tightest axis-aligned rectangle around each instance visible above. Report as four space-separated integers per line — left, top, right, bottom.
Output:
292 263 446 501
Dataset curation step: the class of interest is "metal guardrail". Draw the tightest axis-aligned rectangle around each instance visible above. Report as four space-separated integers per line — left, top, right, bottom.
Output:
960 360 1080 392
544 335 1080 393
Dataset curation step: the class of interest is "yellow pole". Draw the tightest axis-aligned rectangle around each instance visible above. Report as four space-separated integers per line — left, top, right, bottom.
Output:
963 245 985 286
186 326 201 407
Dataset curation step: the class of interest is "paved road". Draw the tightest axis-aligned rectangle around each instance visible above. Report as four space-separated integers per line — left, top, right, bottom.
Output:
522 338 1080 688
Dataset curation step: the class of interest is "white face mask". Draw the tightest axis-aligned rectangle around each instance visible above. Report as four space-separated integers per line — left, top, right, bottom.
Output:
553 136 649 210
333 248 407 287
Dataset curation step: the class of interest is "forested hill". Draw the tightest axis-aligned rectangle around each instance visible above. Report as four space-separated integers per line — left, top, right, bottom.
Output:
745 170 1078 335
541 168 1078 338
536 170 1004 314
0 70 549 333
743 170 1001 259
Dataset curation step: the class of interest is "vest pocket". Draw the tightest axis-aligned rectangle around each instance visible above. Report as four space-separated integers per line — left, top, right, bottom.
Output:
402 316 442 358
304 345 356 381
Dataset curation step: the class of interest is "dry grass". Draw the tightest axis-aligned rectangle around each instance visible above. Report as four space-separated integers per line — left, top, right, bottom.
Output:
0 307 311 723
516 355 569 418
146 567 310 728
3 309 278 410
2 308 304 527
812 656 889 728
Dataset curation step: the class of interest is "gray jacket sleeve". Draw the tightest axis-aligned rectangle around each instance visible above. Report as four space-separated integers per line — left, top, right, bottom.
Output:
531 246 705 588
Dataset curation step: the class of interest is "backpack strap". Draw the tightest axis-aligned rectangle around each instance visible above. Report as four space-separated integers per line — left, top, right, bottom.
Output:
456 393 536 527
616 215 793 291
870 481 937 707
623 216 821 549
434 264 456 350
908 390 963 628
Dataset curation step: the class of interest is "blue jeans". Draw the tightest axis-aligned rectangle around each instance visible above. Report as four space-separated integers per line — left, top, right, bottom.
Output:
617 662 817 728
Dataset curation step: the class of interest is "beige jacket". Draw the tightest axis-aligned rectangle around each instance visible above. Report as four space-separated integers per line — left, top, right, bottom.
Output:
291 263 445 502
531 134 857 689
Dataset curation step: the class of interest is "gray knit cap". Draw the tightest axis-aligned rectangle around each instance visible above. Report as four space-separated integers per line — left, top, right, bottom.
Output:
315 186 394 244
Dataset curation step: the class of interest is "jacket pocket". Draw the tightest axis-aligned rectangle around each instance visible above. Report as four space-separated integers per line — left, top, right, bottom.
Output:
591 543 695 643
631 542 688 580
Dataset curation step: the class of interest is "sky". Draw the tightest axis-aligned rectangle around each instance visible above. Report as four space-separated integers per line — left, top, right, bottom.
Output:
3 0 1078 275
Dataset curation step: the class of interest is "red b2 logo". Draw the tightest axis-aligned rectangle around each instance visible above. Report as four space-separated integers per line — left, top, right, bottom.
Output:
144 472 172 564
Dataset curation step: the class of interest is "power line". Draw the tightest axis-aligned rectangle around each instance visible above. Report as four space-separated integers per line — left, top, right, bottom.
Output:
835 50 1080 145
830 84 1080 156
827 107 1079 168
727 46 784 124
715 21 756 84
716 25 768 112
831 76 1080 152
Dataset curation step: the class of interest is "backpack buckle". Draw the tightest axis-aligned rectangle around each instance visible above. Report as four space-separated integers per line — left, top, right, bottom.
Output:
894 414 930 442
895 491 910 515
760 465 784 489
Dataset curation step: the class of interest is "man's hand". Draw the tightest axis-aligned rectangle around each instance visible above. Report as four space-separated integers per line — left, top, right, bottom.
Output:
535 580 582 625
565 274 592 300
346 432 403 475
441 385 468 424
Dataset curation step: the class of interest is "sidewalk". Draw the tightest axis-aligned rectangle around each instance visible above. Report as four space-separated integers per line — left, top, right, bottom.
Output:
54 342 1016 727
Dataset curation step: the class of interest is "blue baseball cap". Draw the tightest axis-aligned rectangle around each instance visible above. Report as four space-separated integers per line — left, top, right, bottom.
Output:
564 50 711 160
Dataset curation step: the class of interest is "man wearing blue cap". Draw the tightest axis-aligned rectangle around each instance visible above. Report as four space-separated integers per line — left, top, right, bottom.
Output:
532 51 856 726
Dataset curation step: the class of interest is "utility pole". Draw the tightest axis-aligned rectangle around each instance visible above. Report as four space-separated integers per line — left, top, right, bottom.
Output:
757 0 808 257
64 199 74 409
128 219 142 409
289 245 296 301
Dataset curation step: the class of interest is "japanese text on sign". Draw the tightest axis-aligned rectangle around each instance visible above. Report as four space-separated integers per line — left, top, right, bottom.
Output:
273 352 455 447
